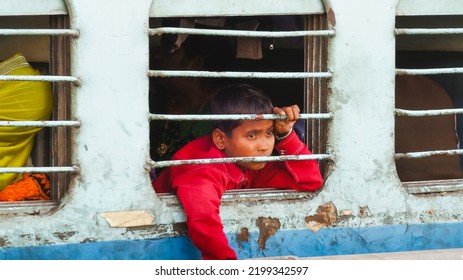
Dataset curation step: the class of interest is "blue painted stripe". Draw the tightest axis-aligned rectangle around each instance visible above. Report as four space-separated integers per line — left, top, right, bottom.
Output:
1 222 462 260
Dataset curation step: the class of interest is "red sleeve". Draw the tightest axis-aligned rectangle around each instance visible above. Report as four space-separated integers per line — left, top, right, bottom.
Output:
252 130 323 191
173 166 238 260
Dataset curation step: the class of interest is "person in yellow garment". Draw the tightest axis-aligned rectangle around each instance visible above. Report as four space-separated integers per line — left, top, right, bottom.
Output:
0 53 53 201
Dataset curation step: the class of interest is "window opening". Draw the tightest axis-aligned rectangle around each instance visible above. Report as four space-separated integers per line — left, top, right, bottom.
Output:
395 15 463 194
148 15 333 194
0 15 80 204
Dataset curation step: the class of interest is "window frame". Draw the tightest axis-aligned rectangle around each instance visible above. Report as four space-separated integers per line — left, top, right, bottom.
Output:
395 14 463 194
148 11 333 201
0 9 79 207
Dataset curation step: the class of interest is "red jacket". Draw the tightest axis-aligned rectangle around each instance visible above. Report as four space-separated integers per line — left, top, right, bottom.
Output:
153 130 323 259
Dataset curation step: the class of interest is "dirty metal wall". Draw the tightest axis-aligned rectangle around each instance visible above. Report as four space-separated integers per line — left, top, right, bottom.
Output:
1 222 463 259
0 0 463 260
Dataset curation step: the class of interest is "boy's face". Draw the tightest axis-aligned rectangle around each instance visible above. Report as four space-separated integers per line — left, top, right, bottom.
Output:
218 120 275 170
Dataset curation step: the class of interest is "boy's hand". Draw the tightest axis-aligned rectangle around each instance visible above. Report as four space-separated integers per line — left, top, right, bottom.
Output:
273 105 300 136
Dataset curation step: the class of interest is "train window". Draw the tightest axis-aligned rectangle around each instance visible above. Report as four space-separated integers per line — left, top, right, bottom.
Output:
395 15 463 194
0 6 79 207
147 12 333 199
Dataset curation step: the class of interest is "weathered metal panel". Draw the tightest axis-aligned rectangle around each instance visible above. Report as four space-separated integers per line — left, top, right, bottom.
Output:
149 0 325 18
0 0 462 260
397 0 463 15
0 0 67 16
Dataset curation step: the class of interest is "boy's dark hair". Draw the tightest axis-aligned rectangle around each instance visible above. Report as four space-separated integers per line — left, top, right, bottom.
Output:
211 84 274 136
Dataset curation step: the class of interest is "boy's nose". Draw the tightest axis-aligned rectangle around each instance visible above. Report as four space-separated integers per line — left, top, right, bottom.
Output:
257 139 271 152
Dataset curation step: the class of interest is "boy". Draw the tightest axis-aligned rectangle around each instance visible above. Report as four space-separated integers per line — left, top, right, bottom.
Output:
153 84 323 259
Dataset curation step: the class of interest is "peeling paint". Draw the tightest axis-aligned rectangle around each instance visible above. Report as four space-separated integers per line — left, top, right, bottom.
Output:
359 206 371 218
305 202 337 232
172 222 188 236
256 217 281 250
0 237 8 247
81 238 97 243
237 227 249 243
236 227 249 249
52 231 78 241
100 210 155 228
339 209 353 222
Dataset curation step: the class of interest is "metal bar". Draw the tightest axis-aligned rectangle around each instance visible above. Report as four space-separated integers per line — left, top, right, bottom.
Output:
0 166 79 174
395 108 463 117
407 185 463 194
149 113 333 121
403 179 463 194
0 120 80 127
0 75 80 85
148 153 334 169
148 70 332 79
396 68 463 75
0 29 79 37
395 149 463 159
149 27 335 38
395 28 463 35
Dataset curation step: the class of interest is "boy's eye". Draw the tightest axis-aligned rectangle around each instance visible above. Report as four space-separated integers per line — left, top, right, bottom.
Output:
267 130 274 136
248 132 257 139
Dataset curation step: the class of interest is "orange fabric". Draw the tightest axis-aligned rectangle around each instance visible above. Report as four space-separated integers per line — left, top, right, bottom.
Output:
0 173 50 201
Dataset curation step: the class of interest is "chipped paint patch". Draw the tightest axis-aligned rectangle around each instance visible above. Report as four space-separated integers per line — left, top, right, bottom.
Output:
237 227 249 243
236 227 249 249
101 210 154 228
53 231 77 241
305 202 337 232
256 217 280 250
0 237 8 247
359 205 371 218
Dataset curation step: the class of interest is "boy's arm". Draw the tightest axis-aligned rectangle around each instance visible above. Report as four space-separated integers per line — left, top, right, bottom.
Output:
254 129 323 191
173 167 238 260
256 105 322 191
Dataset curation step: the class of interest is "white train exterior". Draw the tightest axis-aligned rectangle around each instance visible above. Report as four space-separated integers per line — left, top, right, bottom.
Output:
0 0 462 259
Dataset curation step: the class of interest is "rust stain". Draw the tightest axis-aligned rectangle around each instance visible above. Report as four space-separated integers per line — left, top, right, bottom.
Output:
305 202 337 232
236 227 249 249
0 237 8 247
256 217 281 250
359 205 371 218
237 227 249 243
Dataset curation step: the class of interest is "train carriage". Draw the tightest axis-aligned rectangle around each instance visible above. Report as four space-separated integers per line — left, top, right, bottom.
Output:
0 0 462 259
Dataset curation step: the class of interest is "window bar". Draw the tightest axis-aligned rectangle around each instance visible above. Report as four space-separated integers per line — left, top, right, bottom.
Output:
396 67 463 76
0 120 80 127
395 28 463 35
149 27 335 38
148 154 334 170
0 28 79 37
0 74 80 85
148 70 332 79
396 108 463 117
0 166 79 174
150 113 333 121
395 149 463 160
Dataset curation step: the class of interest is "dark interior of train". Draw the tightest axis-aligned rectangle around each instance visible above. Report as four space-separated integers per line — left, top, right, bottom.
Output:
395 15 463 182
148 16 306 171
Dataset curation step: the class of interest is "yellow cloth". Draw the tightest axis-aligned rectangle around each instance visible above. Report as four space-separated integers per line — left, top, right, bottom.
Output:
0 54 53 191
